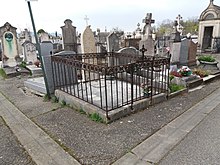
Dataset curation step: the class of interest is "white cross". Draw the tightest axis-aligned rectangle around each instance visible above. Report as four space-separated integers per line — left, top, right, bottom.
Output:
84 15 89 26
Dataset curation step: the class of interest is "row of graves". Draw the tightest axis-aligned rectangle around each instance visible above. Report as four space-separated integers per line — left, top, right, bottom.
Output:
0 13 218 122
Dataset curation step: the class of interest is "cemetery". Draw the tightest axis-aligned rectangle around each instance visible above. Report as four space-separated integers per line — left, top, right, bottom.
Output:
0 0 220 123
2 1 220 164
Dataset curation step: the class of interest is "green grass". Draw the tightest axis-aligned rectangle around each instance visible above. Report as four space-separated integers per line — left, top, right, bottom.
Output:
19 61 27 68
51 95 59 103
89 113 104 123
198 55 215 62
43 94 50 102
169 83 185 93
79 108 86 114
60 100 66 107
0 68 7 79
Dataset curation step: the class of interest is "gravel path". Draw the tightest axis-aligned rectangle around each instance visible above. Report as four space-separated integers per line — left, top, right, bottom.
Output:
0 116 36 165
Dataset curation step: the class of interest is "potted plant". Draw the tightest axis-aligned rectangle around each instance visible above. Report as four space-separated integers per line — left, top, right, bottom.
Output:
197 55 219 70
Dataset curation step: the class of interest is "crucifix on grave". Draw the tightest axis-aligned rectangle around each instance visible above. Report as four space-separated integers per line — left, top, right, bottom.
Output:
176 14 183 35
142 13 155 38
84 15 89 26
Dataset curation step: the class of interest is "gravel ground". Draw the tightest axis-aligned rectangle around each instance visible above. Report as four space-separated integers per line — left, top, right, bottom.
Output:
0 74 220 165
0 116 36 165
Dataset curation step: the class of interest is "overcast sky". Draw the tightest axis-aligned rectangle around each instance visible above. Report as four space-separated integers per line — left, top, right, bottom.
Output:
0 0 218 34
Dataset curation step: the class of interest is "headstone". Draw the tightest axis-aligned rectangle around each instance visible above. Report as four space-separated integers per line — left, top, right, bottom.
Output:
106 32 120 52
170 42 181 64
179 38 189 65
142 13 155 40
139 13 155 56
40 41 54 94
22 41 37 65
0 22 20 67
61 19 77 52
39 32 50 42
188 40 197 66
179 38 197 66
170 21 181 42
117 47 139 65
81 26 98 80
81 26 96 54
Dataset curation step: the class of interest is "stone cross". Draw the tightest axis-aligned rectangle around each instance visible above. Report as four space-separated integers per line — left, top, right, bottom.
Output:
176 14 182 26
142 13 155 36
84 15 89 26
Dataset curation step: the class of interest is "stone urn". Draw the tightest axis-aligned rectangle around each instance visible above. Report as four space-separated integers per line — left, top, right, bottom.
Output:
199 60 219 71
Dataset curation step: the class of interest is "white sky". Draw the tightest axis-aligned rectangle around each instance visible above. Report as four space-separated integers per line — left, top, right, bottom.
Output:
0 0 218 34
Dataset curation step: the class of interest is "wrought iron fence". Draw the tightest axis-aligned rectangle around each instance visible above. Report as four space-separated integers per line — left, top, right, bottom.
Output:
51 52 170 117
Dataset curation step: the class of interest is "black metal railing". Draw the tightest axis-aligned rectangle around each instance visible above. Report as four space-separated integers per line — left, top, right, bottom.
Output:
51 52 170 118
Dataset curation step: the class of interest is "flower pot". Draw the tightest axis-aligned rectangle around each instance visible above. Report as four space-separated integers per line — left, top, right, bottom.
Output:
199 60 219 70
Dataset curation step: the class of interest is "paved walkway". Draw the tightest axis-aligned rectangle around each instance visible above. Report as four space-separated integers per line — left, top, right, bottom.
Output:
1 78 220 164
113 87 220 165
0 93 80 165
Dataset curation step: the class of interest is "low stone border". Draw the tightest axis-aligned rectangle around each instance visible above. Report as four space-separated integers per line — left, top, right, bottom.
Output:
55 90 167 123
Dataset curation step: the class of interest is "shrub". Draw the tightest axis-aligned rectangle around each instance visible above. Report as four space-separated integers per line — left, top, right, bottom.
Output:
198 55 215 62
89 113 104 123
193 68 209 78
0 68 7 79
169 83 185 93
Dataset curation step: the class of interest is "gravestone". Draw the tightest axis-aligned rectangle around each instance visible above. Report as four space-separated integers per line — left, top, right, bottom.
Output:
0 22 20 67
107 32 120 52
170 21 181 43
169 20 182 64
117 47 139 65
139 13 155 56
39 32 50 42
81 25 96 54
179 38 197 66
170 42 181 64
179 38 189 65
22 41 37 65
61 19 77 52
40 41 54 94
81 26 98 79
188 40 197 66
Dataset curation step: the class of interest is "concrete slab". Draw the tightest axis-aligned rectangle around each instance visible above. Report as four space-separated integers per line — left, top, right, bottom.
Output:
26 65 43 76
24 77 46 94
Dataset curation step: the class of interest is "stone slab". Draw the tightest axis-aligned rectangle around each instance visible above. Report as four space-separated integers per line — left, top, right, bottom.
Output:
24 77 46 94
26 65 43 76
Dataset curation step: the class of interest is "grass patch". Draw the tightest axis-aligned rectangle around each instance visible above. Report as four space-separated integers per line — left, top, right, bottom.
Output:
198 55 215 62
51 95 59 103
0 68 7 79
169 83 185 93
43 94 50 102
19 61 27 68
89 113 104 123
79 108 86 114
60 100 66 107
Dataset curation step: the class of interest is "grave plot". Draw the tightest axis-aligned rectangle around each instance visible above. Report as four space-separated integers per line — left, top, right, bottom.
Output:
51 51 170 122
